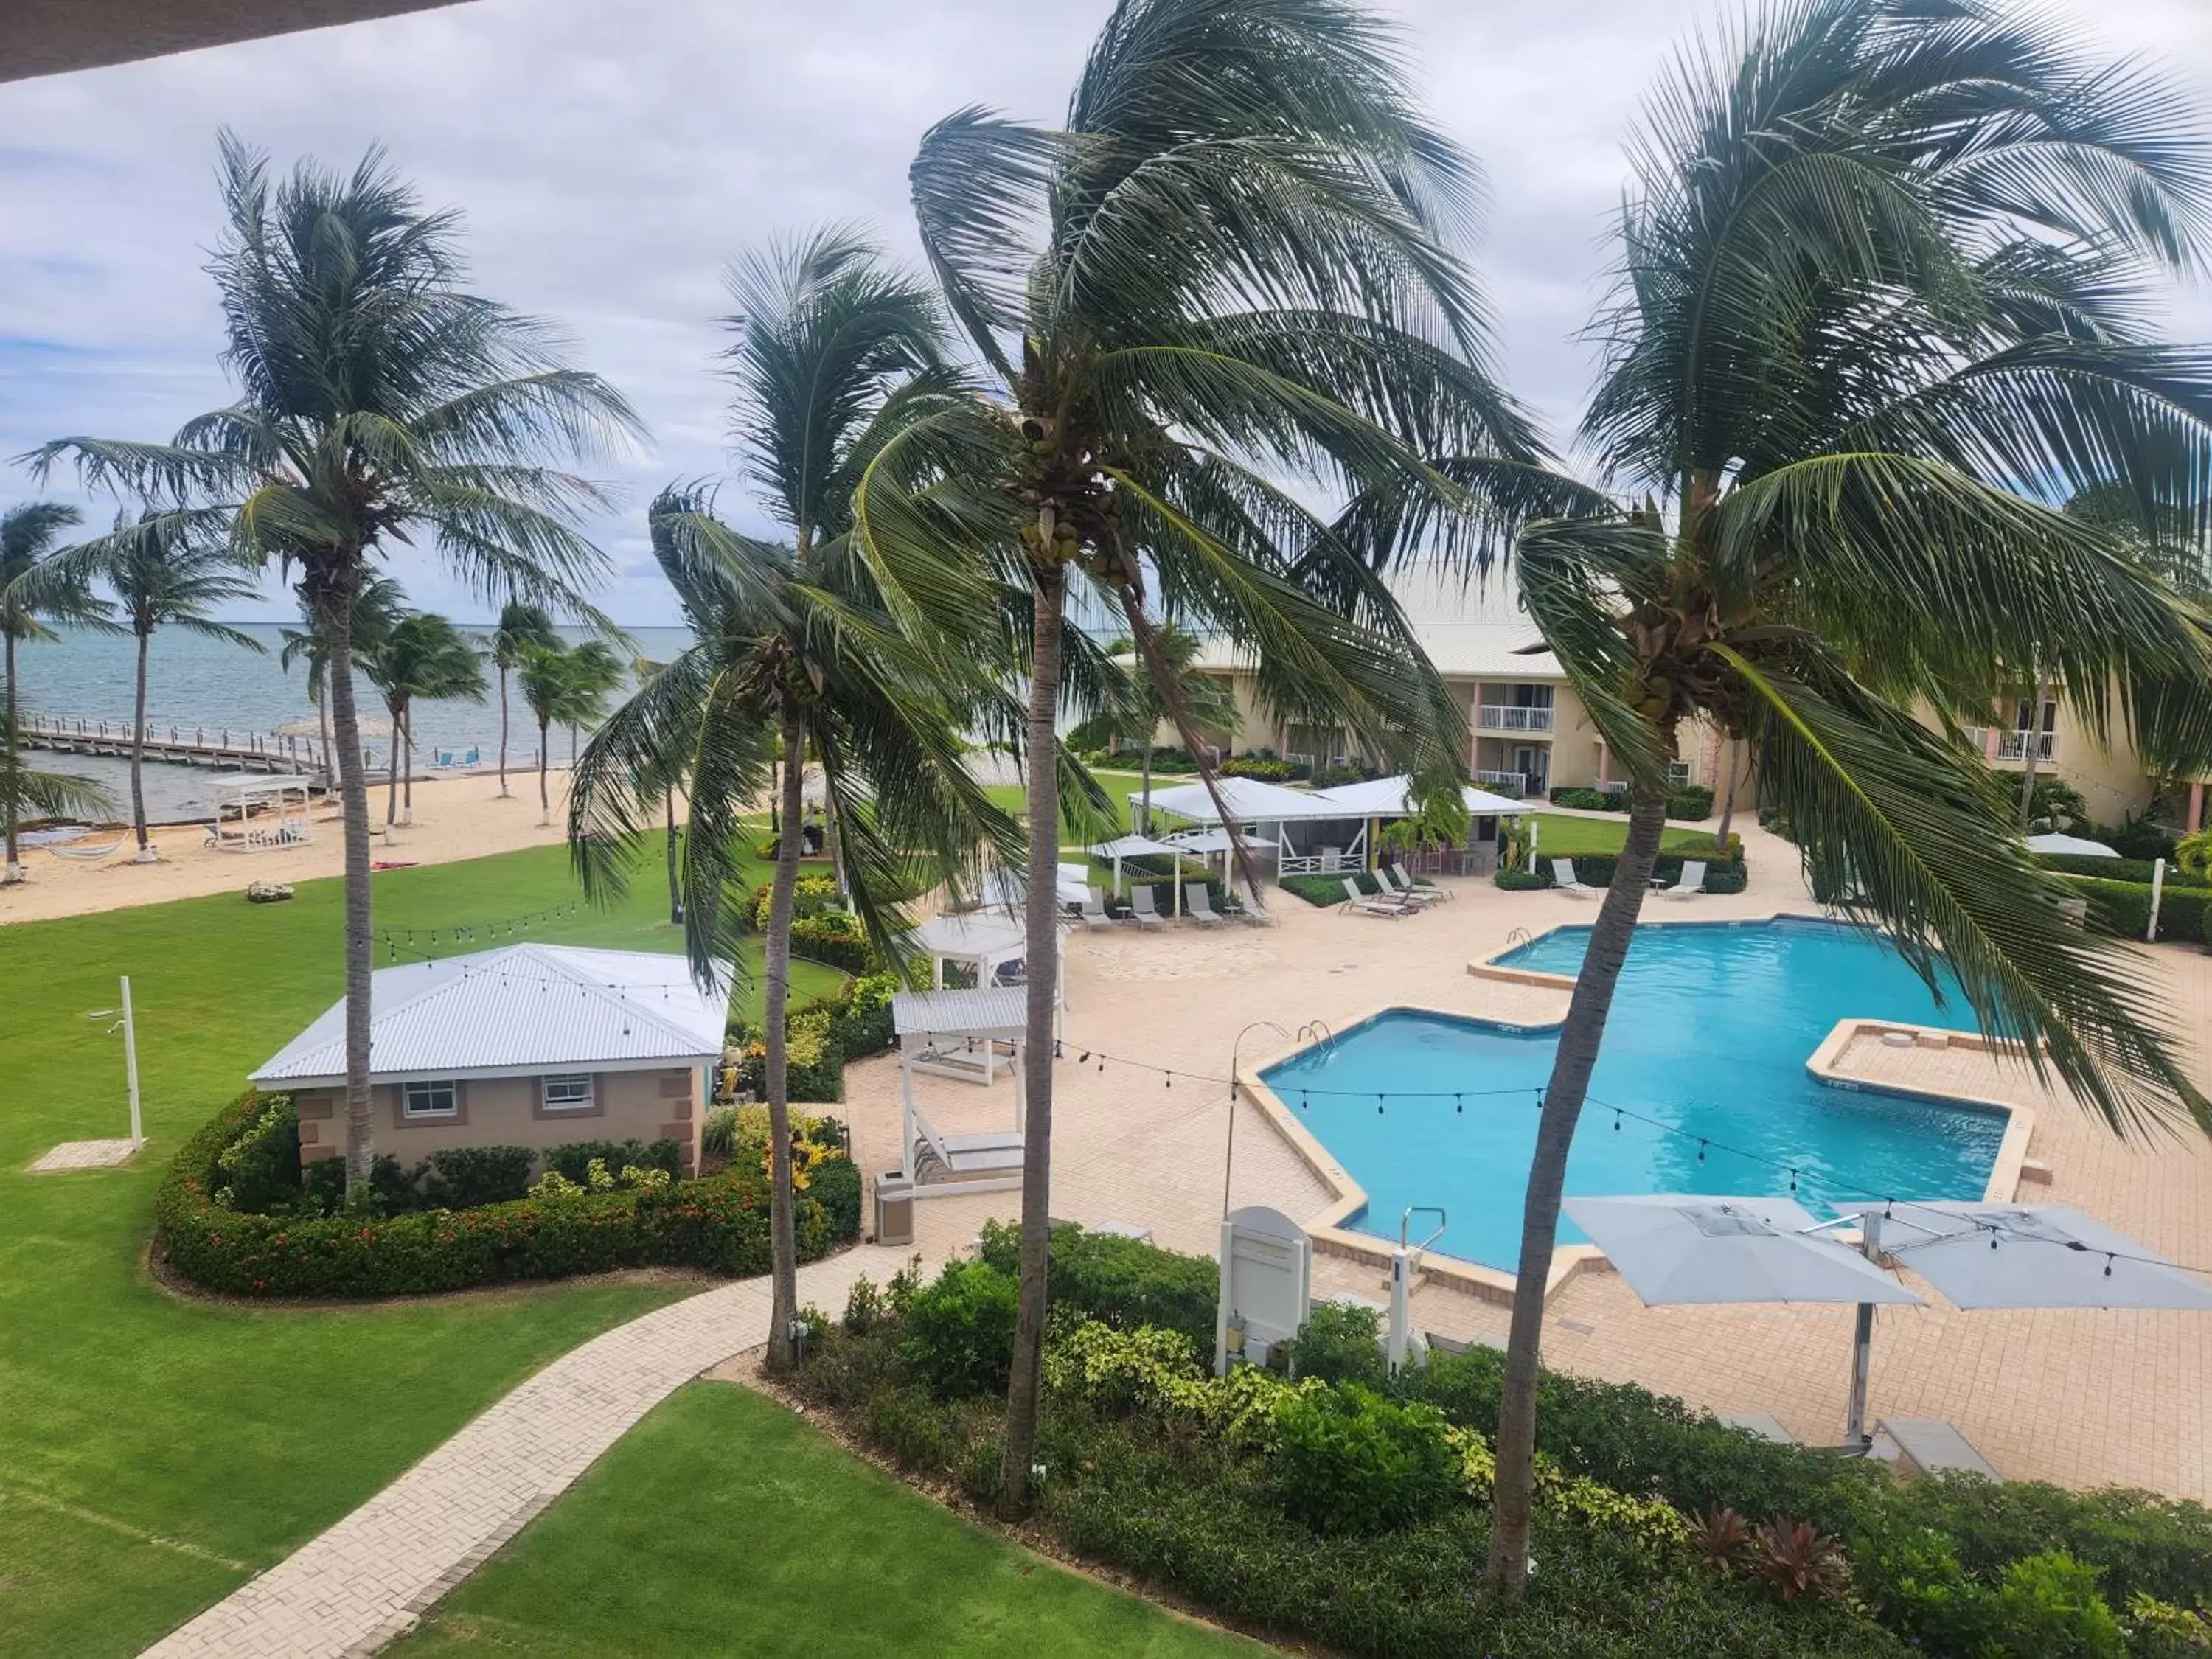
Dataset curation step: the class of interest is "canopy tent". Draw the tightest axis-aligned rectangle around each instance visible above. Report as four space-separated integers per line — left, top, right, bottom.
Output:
903 911 1050 992
2024 832 2121 859
1843 1202 2212 1311
1565 1194 1924 1448
891 987 1029 1192
207 773 315 852
1088 831 1204 915
1310 773 1525 818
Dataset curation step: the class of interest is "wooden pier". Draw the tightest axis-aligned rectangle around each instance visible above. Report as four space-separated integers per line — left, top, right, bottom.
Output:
18 713 331 782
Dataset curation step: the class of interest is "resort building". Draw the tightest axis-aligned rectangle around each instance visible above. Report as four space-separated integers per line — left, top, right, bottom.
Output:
1192 563 2208 827
251 943 726 1172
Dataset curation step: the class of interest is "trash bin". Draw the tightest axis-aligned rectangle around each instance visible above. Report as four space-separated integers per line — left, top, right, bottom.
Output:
874 1173 915 1247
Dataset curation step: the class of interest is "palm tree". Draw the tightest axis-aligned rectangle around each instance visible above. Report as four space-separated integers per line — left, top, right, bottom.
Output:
361 612 487 827
0 717 116 839
516 638 620 827
279 571 407 777
29 136 639 1203
854 0 1554 1514
1096 625 1236 832
574 229 1021 1372
63 509 266 859
487 599 560 796
1 501 103 881
1475 0 2212 1593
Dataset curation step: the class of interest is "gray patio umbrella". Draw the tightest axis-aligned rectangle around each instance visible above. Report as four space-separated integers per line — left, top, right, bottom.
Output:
1844 1202 2212 1311
1565 1194 1924 1448
1564 1194 1924 1305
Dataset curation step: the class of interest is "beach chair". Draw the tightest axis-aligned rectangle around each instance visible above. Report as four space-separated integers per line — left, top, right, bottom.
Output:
1127 885 1169 930
1077 888 1118 931
1657 860 1708 900
1183 883 1226 927
1551 859 1597 898
1871 1418 1999 1481
1340 876 1411 917
1377 865 1445 907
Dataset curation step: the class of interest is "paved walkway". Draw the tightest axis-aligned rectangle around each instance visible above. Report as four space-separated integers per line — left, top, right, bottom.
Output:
141 1244 921 1659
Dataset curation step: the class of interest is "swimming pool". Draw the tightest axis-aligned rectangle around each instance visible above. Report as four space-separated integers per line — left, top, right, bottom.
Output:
1259 917 2008 1270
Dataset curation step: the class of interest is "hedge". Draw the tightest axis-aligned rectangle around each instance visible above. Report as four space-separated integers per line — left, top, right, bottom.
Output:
1281 871 1384 906
788 910 887 975
977 1218 1219 1351
2034 852 2210 888
1495 851 1747 895
2062 875 2212 944
1495 867 1551 891
1547 785 1716 820
156 1090 862 1298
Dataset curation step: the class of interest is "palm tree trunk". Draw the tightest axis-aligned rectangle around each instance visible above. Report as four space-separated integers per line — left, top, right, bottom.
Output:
1715 738 1740 845
385 704 401 828
497 666 511 798
999 561 1065 1519
538 719 552 827
1140 742 1155 834
131 628 152 858
2017 676 2048 829
1484 783 1669 1596
665 787 683 924
762 717 807 1372
317 687 332 796
4 633 21 883
321 588 377 1205
401 709 414 824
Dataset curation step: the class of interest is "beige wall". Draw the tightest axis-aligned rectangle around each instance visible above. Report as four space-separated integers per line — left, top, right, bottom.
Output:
291 1067 702 1174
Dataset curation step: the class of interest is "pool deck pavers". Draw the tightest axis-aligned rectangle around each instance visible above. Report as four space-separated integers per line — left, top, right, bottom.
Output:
142 818 2212 1655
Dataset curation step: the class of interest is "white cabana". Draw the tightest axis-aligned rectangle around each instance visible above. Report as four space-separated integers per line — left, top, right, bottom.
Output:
904 911 1043 991
207 773 314 852
1087 832 1200 915
891 987 1029 1193
1138 777 1366 881
2025 832 2122 859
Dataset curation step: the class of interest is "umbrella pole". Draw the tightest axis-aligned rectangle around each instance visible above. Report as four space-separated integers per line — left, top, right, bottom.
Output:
1845 1211 1882 1445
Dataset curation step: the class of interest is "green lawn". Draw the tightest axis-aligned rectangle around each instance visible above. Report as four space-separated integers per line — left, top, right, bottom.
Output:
1526 810 1725 859
390 1382 1262 1659
0 838 838 1657
981 767 1156 851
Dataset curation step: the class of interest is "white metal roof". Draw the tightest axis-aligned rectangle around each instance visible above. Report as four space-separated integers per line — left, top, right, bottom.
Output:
251 943 731 1085
905 911 1036 968
1087 832 1186 858
892 987 1029 1039
1140 776 1347 824
1189 564 1564 681
1312 774 1527 817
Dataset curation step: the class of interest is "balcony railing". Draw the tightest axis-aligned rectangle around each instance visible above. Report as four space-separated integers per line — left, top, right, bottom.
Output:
1471 768 1528 796
1964 727 2056 762
1477 704 1554 732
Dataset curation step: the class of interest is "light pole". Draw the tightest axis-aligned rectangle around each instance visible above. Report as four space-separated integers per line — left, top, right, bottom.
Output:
1225 1020 1290 1217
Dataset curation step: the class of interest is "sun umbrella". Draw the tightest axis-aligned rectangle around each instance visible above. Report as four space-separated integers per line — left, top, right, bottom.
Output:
1564 1194 1924 1306
1087 832 1189 911
1844 1202 2212 1311
2024 832 2121 858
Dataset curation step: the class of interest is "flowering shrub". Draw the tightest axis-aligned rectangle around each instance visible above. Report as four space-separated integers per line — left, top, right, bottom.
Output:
157 1090 860 1298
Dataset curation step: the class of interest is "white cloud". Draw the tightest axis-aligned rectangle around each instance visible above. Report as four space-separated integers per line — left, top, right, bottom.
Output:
2 0 2208 622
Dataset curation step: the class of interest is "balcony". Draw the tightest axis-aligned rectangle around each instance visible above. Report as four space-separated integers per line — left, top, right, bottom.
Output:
1471 768 1528 796
1964 727 2057 763
1476 704 1554 733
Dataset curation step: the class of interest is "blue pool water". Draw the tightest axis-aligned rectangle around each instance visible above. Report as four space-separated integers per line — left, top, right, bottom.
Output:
1260 918 2007 1270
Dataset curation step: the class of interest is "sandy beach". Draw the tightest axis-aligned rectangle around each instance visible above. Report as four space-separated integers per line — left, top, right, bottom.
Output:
0 769 585 926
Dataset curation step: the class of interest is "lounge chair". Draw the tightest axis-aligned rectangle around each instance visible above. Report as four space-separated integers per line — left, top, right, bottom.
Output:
1377 865 1445 907
1077 888 1118 931
1183 883 1225 927
1656 860 1708 900
1551 858 1597 898
1127 885 1169 930
1871 1418 1999 1480
1340 876 1411 917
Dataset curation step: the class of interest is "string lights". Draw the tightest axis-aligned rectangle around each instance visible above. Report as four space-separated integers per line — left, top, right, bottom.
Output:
379 900 587 961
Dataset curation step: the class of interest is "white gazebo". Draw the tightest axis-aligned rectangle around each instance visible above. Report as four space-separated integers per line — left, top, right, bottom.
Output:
207 773 315 852
1307 773 1525 875
891 987 1029 1193
1135 777 1354 880
903 910 1047 992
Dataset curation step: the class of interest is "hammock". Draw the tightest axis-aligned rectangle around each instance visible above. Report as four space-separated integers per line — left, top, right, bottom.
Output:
45 839 126 861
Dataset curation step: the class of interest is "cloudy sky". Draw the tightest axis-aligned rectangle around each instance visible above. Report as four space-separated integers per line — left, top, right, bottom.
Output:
4 0 2209 625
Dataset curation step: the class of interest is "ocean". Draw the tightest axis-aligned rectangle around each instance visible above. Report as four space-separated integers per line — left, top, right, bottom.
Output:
11 624 692 823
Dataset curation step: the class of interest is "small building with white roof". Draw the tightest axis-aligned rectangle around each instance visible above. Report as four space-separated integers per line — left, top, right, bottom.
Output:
252 943 730 1172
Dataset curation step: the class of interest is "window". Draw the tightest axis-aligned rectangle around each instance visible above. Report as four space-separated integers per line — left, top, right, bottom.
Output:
403 1080 458 1119
541 1074 595 1111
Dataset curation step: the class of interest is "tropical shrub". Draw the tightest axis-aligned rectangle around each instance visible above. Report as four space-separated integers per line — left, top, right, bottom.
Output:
700 1103 739 1158
1666 785 1714 820
1220 755 1296 780
1270 1383 1458 1535
1978 1551 2126 1659
730 1004 844 1102
211 1091 303 1212
2064 877 2212 945
2106 812 2180 862
744 873 845 931
420 1144 535 1209
542 1138 684 1185
1279 1301 1387 1386
1495 866 1552 890
787 908 886 974
2035 853 2210 888
158 1091 858 1296
1550 786 1616 810
827 971 897 1059
977 1219 1219 1349
901 1258 1020 1397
